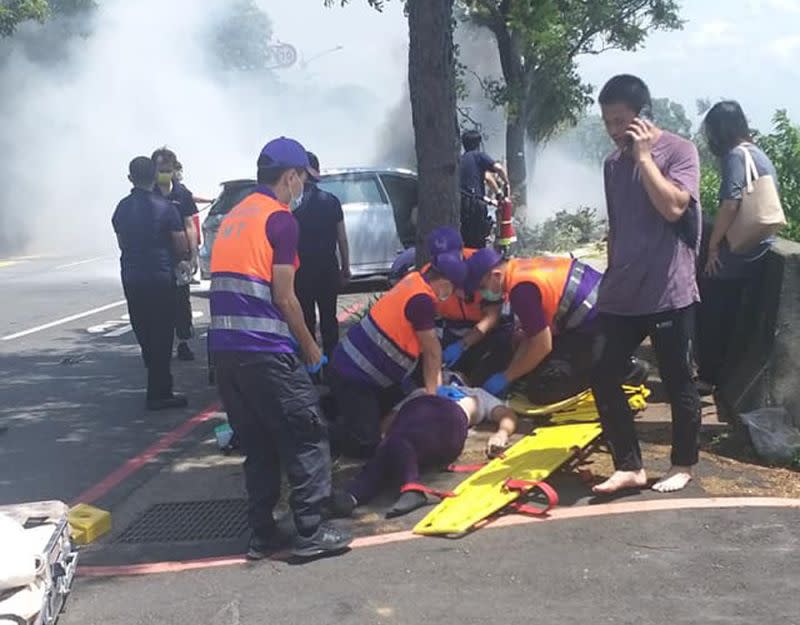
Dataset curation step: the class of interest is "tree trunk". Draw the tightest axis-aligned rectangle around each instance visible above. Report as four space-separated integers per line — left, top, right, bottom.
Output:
408 0 459 267
491 19 527 210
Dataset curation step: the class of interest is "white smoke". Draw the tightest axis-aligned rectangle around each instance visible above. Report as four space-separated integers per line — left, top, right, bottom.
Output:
0 0 407 255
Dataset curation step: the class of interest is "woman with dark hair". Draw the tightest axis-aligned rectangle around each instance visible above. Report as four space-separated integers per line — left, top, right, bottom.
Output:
696 101 779 389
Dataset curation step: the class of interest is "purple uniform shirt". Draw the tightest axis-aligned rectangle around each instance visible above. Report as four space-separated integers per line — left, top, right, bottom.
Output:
599 131 701 315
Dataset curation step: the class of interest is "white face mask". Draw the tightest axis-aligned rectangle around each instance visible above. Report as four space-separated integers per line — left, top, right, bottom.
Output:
289 174 304 211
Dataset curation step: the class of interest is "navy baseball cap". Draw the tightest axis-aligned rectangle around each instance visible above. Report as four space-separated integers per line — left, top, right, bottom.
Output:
427 226 464 258
464 247 503 293
258 137 317 178
431 251 467 289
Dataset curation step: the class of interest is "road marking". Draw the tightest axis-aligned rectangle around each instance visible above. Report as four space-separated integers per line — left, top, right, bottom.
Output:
1 300 127 341
104 325 134 338
55 256 107 270
70 402 221 506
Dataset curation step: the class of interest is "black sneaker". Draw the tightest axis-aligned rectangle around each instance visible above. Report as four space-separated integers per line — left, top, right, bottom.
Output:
246 527 293 561
290 522 352 560
176 342 195 361
146 394 188 411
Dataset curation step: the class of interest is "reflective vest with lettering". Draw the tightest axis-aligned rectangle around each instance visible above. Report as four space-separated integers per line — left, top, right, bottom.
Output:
336 271 436 387
505 257 600 333
208 192 298 353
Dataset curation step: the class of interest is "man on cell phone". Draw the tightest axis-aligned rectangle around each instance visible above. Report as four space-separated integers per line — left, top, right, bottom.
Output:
590 74 702 495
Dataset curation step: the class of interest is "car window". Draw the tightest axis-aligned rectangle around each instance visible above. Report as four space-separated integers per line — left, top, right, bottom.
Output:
317 174 386 205
208 185 256 216
380 174 418 248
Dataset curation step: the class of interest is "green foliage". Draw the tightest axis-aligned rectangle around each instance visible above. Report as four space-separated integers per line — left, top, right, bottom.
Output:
699 162 721 218
757 110 800 242
651 97 691 137
514 206 605 254
0 0 49 36
461 0 683 143
213 0 274 71
0 0 95 37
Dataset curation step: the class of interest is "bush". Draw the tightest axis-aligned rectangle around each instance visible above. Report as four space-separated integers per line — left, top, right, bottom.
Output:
514 206 605 254
757 110 800 242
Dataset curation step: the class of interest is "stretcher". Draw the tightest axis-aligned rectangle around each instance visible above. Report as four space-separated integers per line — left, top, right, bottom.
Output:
0 501 78 625
508 385 651 421
412 385 650 537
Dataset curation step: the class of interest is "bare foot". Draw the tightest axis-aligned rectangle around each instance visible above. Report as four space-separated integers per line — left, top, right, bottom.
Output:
592 470 647 494
652 466 693 493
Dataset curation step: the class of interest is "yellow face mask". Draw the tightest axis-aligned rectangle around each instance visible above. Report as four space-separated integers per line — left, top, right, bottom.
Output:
157 172 173 186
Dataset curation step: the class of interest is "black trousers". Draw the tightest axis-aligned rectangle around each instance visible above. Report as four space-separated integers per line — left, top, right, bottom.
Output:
175 284 194 341
696 277 747 386
330 371 404 458
464 326 595 404
214 352 331 538
123 282 176 400
295 265 340 357
460 195 491 249
591 308 701 471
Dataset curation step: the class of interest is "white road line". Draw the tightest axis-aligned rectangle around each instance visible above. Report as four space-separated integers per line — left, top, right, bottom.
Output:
104 324 133 337
55 256 107 270
1 300 127 341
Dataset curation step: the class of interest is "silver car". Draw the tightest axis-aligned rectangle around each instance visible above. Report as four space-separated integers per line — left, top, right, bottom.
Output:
199 168 417 286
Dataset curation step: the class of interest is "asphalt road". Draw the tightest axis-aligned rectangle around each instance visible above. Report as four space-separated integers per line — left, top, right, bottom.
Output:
63 506 799 625
0 253 220 508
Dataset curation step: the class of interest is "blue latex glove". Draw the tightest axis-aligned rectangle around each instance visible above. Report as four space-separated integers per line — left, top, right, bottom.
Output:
306 354 328 375
442 341 466 368
437 385 468 401
483 373 510 397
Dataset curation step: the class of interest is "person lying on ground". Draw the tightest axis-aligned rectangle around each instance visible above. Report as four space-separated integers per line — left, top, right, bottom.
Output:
329 384 517 519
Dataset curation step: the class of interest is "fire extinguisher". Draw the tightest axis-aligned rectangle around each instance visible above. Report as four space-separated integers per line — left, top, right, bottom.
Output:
495 185 516 257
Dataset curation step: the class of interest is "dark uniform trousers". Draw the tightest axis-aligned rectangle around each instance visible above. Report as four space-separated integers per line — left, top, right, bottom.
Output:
295 264 340 357
214 352 331 537
123 282 177 400
175 284 194 341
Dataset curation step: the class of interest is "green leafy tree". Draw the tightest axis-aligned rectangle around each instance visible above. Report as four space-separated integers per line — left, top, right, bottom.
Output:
758 110 800 241
0 0 49 36
650 97 692 137
459 0 682 208
213 0 274 71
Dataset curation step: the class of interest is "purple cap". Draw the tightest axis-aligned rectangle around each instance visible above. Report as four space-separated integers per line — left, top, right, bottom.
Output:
431 251 467 289
258 137 316 178
427 226 463 258
464 247 503 293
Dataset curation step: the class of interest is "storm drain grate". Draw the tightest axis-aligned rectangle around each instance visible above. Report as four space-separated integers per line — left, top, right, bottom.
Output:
115 499 249 544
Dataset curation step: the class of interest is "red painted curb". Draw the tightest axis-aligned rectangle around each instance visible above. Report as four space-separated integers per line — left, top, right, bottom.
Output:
77 496 800 578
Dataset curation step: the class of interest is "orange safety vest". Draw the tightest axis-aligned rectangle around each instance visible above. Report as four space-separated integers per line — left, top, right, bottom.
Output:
208 191 298 352
338 271 436 387
505 256 598 331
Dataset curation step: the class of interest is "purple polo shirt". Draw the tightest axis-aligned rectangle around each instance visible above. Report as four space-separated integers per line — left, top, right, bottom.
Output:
599 131 701 315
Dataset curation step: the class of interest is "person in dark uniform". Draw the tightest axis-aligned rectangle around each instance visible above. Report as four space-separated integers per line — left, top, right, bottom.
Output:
152 147 199 361
209 137 352 561
112 157 190 410
459 129 509 248
293 152 351 358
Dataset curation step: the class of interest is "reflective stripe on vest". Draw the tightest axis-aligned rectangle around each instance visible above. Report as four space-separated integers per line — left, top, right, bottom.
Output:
562 278 600 331
208 192 296 351
211 276 273 301
339 271 435 386
339 335 394 388
211 315 290 336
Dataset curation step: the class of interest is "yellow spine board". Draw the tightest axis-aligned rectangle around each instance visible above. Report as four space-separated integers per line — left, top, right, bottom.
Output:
509 385 650 419
413 422 602 537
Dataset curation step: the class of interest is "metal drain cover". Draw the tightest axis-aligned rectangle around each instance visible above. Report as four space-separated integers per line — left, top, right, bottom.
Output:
115 499 249 544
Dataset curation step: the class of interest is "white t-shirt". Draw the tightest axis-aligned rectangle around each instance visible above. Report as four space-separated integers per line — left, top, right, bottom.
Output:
394 387 506 426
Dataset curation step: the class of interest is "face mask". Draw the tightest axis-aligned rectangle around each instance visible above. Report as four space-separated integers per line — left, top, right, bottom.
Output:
157 172 173 186
480 288 502 302
288 175 304 211
437 289 453 302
